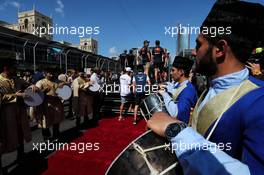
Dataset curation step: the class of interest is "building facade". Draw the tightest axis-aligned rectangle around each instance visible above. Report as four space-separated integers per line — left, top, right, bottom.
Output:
79 38 98 54
18 9 53 40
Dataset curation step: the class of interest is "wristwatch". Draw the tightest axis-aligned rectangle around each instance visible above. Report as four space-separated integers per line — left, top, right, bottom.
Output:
165 122 187 140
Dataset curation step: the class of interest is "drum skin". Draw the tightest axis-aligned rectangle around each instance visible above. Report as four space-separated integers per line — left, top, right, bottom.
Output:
24 88 44 107
106 131 182 175
56 85 72 100
140 93 168 119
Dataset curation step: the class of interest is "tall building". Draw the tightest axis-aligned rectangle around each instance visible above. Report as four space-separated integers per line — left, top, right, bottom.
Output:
1 9 53 40
178 48 193 59
79 38 98 54
18 9 53 40
176 24 191 56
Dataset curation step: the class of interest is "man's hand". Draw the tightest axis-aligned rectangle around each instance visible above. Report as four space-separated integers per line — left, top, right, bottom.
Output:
158 84 166 95
58 82 65 88
147 112 182 137
47 90 56 96
158 89 166 95
247 62 262 75
29 85 39 93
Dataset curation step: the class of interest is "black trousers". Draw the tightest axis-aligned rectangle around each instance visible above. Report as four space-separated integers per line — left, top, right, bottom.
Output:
92 92 104 122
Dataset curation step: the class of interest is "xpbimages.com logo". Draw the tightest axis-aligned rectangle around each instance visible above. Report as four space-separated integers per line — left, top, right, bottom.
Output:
32 24 100 37
163 141 232 154
165 24 232 38
32 140 100 154
97 83 160 95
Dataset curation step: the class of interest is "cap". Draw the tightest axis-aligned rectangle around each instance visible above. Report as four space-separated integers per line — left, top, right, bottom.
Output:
125 67 132 72
172 56 194 72
58 74 67 82
201 0 264 61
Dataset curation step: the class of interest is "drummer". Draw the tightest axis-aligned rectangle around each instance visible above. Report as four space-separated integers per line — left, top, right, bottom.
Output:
0 59 32 170
148 1 264 174
159 56 197 123
72 72 93 129
35 68 64 140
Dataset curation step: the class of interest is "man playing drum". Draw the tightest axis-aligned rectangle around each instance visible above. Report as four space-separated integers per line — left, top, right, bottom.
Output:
148 1 264 174
35 68 64 140
0 59 32 172
72 72 93 129
159 56 197 124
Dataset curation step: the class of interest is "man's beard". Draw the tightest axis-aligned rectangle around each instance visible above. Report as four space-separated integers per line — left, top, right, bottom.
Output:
195 46 218 77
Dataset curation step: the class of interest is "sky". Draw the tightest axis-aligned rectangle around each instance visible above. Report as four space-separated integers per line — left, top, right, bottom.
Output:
1 0 264 58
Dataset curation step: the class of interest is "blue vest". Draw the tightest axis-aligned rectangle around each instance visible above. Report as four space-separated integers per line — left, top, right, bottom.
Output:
135 73 147 93
204 76 264 175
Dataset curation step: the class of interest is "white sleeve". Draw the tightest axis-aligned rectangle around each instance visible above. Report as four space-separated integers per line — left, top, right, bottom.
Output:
90 74 96 82
171 128 250 175
36 80 42 89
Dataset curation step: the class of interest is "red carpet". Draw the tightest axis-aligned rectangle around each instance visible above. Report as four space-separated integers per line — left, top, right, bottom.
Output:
42 116 146 175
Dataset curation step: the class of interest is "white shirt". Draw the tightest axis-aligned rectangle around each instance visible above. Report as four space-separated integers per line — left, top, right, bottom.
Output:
90 72 99 82
91 73 100 84
119 74 131 96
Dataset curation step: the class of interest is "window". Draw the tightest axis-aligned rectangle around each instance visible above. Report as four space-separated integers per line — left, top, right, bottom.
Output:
24 19 29 30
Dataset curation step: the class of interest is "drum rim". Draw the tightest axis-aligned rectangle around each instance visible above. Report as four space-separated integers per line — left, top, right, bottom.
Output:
56 85 72 100
140 93 166 119
105 130 152 175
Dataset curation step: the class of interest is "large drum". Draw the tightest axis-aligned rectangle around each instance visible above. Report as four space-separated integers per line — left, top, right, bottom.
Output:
106 130 182 175
140 93 168 121
56 85 72 100
24 88 44 107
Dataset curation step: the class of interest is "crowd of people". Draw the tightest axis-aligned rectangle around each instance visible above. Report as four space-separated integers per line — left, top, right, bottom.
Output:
116 1 264 175
119 39 170 84
1 0 264 175
0 64 114 173
146 1 264 175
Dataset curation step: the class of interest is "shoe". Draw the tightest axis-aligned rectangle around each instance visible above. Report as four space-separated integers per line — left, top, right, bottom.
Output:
118 117 124 121
133 120 137 125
